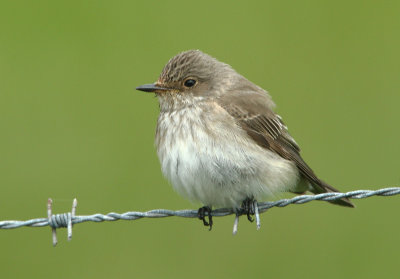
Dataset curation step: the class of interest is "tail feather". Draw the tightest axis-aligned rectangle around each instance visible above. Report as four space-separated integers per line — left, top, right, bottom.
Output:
309 180 355 208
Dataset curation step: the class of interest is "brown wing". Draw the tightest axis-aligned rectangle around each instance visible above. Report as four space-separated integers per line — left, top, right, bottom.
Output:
217 91 354 207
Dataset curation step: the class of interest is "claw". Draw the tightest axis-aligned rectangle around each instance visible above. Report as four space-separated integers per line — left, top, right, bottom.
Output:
241 198 256 222
197 206 213 230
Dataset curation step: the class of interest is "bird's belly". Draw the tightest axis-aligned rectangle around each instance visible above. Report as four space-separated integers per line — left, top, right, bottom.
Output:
156 109 299 208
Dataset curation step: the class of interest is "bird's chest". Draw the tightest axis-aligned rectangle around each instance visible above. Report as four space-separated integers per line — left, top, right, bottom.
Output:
155 107 217 182
154 104 251 200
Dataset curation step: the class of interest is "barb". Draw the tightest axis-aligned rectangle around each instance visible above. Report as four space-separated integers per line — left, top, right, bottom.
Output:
0 187 399 245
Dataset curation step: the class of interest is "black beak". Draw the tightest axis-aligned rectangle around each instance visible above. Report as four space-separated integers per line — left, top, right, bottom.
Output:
136 83 169 93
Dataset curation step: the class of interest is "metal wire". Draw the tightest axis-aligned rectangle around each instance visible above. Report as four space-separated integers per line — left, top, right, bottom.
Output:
0 187 399 246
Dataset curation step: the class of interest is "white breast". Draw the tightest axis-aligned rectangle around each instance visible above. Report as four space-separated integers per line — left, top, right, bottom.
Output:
155 97 300 208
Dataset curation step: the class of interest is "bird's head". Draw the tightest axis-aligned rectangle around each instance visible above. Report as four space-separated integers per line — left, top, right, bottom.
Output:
136 50 236 99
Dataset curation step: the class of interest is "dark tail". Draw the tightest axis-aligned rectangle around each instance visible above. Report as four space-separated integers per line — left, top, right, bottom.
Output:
309 180 355 208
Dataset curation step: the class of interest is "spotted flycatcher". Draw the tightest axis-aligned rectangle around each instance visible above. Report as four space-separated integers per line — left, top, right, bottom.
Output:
136 50 354 229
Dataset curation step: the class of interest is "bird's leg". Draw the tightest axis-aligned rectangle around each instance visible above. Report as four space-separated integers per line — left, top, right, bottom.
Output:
241 197 256 222
197 206 213 230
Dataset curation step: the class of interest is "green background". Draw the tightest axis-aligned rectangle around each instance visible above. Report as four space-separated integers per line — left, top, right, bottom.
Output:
1 1 399 278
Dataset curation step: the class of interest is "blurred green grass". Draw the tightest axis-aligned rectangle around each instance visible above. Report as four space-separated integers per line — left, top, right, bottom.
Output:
0 1 399 278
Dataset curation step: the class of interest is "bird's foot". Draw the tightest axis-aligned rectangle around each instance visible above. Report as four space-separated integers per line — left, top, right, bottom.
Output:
233 198 261 234
241 197 256 222
198 206 213 230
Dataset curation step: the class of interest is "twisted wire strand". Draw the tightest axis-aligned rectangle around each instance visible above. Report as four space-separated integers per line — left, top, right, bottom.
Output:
1 187 398 230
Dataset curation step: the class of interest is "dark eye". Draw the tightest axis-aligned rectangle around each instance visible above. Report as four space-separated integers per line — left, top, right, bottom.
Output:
184 79 197 88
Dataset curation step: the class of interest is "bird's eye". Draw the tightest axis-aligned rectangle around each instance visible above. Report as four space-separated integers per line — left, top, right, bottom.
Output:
184 79 197 88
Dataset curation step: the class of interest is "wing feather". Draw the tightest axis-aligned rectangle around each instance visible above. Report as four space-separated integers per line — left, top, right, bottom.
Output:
217 91 354 207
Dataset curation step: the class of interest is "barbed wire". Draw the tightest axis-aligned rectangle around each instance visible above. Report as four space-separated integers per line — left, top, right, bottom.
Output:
0 187 399 246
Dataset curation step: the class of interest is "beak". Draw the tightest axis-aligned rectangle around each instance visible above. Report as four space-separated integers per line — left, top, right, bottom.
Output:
136 83 170 93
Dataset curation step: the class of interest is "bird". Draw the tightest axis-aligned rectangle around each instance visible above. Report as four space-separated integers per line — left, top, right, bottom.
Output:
136 50 354 230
